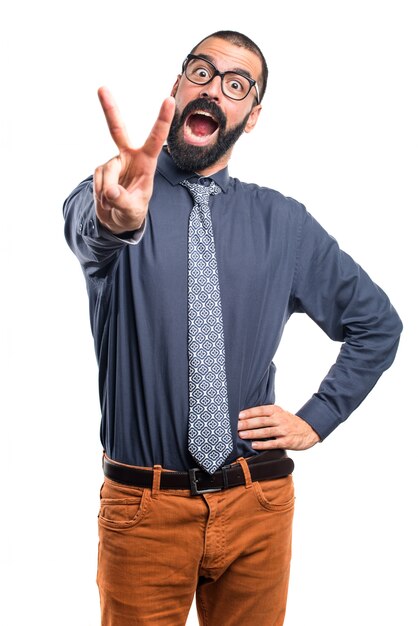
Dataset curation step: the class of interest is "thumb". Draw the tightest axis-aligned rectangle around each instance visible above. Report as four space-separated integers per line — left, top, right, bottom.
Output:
103 183 136 209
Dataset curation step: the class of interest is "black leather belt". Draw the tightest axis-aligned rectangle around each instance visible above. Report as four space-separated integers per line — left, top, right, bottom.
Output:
103 449 294 496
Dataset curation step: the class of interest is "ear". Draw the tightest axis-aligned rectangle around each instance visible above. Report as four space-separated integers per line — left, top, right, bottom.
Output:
244 104 262 134
171 76 181 97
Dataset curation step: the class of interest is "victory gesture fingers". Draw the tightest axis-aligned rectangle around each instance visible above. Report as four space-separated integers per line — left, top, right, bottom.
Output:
94 87 176 234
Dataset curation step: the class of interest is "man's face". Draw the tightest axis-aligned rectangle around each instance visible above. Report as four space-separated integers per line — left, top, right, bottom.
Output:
167 37 262 174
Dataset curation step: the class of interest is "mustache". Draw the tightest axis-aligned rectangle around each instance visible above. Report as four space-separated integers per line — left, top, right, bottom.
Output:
177 98 227 131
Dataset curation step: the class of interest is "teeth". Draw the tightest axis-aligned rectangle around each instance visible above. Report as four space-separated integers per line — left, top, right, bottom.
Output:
192 110 215 120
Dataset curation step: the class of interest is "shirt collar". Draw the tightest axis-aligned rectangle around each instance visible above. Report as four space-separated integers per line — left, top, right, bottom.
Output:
156 146 230 193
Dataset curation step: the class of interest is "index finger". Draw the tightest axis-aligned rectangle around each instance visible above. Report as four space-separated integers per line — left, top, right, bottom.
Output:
239 405 276 419
98 86 132 150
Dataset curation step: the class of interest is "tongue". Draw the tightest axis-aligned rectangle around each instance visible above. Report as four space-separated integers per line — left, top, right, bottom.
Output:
189 114 218 137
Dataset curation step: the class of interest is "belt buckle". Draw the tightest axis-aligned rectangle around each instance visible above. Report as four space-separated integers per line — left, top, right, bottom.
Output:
188 468 223 496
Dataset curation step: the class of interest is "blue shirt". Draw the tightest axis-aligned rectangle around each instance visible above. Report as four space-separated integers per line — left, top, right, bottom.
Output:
63 148 402 470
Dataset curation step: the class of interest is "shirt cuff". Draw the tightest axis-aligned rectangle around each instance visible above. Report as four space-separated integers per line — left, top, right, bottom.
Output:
97 217 147 245
296 395 343 440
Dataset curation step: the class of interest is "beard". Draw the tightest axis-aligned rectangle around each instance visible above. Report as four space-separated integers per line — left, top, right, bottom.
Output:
167 97 250 172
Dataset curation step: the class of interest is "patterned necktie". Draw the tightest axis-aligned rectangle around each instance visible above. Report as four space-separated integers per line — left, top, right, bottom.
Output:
181 179 233 474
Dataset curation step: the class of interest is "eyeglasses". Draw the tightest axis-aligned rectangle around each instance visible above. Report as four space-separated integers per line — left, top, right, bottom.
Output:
182 54 260 104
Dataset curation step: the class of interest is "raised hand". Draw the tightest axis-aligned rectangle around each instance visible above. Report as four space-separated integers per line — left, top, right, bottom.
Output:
94 87 176 234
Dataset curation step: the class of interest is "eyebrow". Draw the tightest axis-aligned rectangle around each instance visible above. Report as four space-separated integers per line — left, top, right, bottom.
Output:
196 53 254 81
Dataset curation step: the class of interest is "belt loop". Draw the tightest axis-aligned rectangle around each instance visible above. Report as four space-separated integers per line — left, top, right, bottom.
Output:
237 457 252 488
152 465 162 498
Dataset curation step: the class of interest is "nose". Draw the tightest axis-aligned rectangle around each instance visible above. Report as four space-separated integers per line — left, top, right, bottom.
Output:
199 75 222 101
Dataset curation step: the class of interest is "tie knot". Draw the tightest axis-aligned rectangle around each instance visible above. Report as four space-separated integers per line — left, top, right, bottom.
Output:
181 179 221 203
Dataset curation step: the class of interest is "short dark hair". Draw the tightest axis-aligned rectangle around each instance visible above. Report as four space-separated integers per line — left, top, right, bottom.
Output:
189 30 268 102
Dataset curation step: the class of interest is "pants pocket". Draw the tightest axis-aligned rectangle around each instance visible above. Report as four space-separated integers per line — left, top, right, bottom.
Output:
98 479 151 530
252 475 295 512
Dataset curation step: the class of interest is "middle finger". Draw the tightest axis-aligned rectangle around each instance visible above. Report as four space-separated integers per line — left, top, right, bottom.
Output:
239 426 279 439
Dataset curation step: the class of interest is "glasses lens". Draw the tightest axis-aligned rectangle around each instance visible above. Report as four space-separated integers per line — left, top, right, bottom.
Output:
222 73 251 100
185 58 215 84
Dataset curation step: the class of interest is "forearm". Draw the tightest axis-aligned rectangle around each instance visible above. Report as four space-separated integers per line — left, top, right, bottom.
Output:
292 209 403 438
297 320 401 439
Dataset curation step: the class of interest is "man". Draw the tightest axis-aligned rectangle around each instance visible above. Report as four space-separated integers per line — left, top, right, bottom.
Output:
63 30 402 626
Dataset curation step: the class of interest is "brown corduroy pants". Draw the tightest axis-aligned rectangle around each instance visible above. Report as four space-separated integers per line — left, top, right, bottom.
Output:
97 456 294 626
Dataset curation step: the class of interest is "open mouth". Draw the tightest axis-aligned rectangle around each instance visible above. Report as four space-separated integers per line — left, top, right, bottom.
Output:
184 110 220 146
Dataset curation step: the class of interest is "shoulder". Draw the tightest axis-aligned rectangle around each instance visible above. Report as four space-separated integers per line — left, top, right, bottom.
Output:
226 175 307 220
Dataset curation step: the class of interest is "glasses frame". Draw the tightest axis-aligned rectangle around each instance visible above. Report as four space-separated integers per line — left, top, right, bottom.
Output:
182 54 260 105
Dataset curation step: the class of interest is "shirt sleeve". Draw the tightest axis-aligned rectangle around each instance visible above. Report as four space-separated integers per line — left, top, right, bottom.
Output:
292 207 403 439
63 176 146 278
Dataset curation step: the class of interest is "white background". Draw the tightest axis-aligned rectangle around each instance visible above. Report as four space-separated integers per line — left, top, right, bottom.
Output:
3 1 417 624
